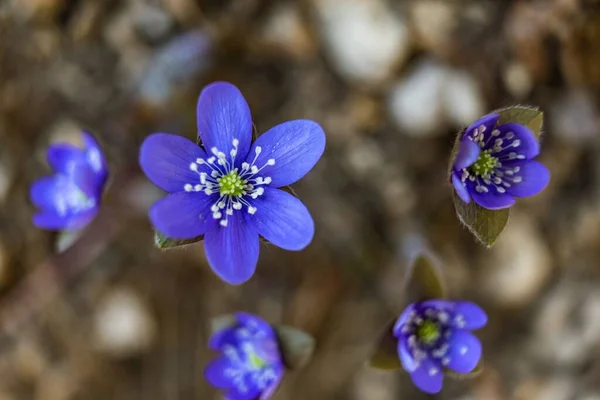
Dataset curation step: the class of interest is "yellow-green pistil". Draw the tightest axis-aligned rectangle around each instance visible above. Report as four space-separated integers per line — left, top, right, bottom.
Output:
470 150 498 177
248 351 268 369
416 321 441 345
218 171 246 196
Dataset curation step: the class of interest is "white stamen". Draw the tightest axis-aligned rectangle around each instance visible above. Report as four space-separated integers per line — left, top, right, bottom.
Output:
248 206 257 215
190 163 198 171
184 184 193 192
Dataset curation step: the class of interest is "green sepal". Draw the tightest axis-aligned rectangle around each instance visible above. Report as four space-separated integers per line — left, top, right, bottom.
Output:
274 325 316 370
449 106 544 247
154 230 203 249
403 253 446 303
368 319 401 370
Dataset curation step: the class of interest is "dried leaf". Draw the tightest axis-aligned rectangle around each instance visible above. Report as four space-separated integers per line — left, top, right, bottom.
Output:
495 105 544 138
154 231 203 249
274 325 316 370
368 319 401 370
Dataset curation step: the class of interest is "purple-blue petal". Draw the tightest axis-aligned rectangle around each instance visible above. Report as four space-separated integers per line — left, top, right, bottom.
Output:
248 120 325 188
225 378 261 400
236 312 273 335
493 123 540 160
468 181 516 210
398 339 418 373
204 357 236 389
30 173 98 213
259 373 283 400
250 188 314 251
463 113 499 140
452 172 471 204
209 326 237 350
82 132 108 181
203 212 260 285
33 208 97 231
139 133 209 193
393 303 416 337
197 82 252 165
149 192 217 239
445 330 482 374
46 144 85 175
453 301 488 330
409 357 444 394
503 160 550 198
454 139 481 170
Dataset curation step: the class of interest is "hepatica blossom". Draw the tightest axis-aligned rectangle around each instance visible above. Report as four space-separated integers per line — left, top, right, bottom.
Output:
394 300 487 394
139 82 325 284
451 113 550 210
205 313 284 400
30 132 108 231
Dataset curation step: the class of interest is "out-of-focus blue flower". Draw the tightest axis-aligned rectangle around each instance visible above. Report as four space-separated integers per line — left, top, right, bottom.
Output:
205 313 284 400
30 132 108 231
451 113 550 210
139 81 326 285
394 299 487 394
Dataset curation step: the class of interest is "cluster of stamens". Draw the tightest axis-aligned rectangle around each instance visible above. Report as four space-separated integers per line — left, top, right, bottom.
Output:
185 139 275 227
459 124 525 194
398 307 468 377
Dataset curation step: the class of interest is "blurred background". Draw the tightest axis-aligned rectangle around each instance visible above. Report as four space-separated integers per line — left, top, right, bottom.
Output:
1 0 600 398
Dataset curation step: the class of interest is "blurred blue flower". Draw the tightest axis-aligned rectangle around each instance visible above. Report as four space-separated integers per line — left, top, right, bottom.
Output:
205 313 284 400
451 113 550 210
139 81 326 285
394 299 487 394
30 132 108 231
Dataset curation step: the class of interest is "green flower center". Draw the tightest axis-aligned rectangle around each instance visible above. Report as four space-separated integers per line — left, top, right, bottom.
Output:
470 150 498 177
416 321 440 345
248 350 268 369
218 171 246 197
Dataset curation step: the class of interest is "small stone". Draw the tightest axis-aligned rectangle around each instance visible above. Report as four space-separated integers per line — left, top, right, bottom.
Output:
387 60 446 137
442 68 485 128
550 89 600 144
352 367 398 400
132 2 174 43
503 61 534 100
478 213 551 308
409 0 456 56
312 0 410 85
259 3 315 59
93 287 156 358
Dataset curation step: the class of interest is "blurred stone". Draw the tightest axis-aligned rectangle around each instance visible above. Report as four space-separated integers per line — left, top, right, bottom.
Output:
503 61 534 100
550 89 599 144
138 30 212 107
0 240 12 289
312 0 410 86
132 2 174 43
0 158 14 205
14 339 47 380
560 11 600 87
478 213 551 308
352 367 397 400
442 68 485 127
10 0 65 21
45 119 84 149
387 60 446 137
259 3 315 59
513 377 575 400
93 287 156 358
409 0 456 57
68 0 104 41
160 0 202 24
35 367 77 400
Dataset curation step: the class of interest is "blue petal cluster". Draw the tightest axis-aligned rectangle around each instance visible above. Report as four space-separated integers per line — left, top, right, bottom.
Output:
30 132 108 231
139 82 326 284
451 113 550 210
205 313 284 400
394 299 487 394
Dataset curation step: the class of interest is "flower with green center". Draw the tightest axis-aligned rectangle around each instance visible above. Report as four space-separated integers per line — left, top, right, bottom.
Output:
218 170 247 197
394 299 488 394
205 313 284 400
451 113 550 210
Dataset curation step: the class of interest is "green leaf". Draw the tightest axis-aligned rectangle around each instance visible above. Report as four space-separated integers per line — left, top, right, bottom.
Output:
403 253 446 302
154 231 203 249
274 325 316 370
495 105 544 138
368 319 401 370
210 314 237 335
446 359 484 380
449 106 543 247
453 194 510 247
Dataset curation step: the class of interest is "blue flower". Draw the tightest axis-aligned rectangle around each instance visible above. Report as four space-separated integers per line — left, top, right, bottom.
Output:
394 299 487 394
30 132 108 231
451 113 550 210
205 313 284 400
139 82 326 284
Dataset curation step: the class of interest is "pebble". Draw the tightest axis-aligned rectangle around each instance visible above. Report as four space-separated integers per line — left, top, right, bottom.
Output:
259 3 315 59
312 0 410 86
442 68 485 128
93 287 156 358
